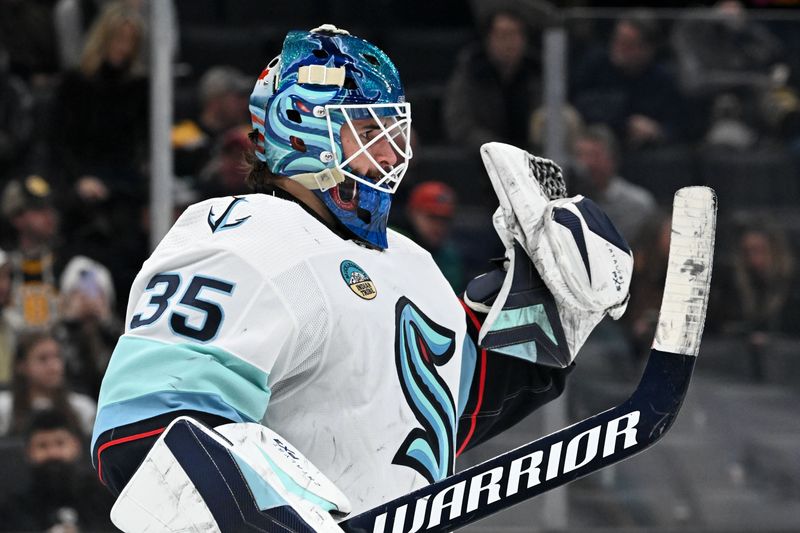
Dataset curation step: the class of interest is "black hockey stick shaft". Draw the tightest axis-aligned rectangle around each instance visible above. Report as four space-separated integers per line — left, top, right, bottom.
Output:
341 186 716 533
340 350 694 533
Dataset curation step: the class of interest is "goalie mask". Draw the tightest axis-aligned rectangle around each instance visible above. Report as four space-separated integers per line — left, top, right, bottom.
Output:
249 25 413 249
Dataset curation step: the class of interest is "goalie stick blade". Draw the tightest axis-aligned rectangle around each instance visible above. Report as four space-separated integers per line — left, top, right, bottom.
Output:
340 187 717 533
654 186 717 357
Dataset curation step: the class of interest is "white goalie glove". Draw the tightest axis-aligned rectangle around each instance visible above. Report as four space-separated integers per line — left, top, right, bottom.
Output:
468 142 633 368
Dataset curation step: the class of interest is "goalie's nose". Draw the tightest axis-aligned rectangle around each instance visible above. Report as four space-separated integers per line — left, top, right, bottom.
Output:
370 135 398 170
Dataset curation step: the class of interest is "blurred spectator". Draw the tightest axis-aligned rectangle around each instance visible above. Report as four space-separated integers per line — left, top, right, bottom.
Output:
53 0 103 71
572 124 657 245
709 217 800 337
56 256 120 397
0 44 35 182
443 4 549 151
703 92 758 149
672 1 793 147
671 1 783 98
571 10 685 148
1 175 63 331
528 103 585 156
0 409 115 532
53 0 148 201
197 125 253 199
621 211 671 358
55 0 178 71
0 0 59 85
0 249 17 387
51 1 151 316
173 66 252 179
401 181 465 291
0 331 96 437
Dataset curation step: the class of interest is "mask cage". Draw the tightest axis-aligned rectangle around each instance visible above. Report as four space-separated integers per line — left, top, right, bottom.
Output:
325 102 412 194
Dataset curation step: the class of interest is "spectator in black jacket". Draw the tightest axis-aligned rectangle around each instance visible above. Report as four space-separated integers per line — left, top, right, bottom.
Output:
571 10 686 148
443 5 546 151
0 409 114 532
52 1 148 201
0 45 34 182
709 216 800 337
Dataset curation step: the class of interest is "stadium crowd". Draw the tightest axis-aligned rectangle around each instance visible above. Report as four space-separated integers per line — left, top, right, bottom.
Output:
1 0 799 531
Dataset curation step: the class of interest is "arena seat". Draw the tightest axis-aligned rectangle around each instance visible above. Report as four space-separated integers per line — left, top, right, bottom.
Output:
0 437 28 501
406 146 490 207
620 144 698 207
174 0 223 26
222 0 327 27
384 28 473 86
405 84 445 144
179 27 283 78
699 147 799 210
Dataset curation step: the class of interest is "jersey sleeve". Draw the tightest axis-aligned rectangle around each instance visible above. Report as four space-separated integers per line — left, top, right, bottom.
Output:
93 246 305 449
455 301 573 455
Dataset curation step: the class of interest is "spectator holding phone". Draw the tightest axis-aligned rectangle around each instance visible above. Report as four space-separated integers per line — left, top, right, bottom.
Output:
56 256 120 397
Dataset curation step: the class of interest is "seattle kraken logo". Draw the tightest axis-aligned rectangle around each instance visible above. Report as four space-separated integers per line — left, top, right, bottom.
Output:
393 297 457 483
208 197 251 233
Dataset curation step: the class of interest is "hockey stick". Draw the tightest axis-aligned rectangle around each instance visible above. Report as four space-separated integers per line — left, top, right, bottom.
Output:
341 186 717 533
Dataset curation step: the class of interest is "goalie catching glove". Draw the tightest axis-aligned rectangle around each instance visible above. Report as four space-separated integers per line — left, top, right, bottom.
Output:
466 142 633 368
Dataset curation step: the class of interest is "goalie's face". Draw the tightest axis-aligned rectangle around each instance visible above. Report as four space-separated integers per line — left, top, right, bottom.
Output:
340 117 401 179
251 27 411 249
329 114 410 211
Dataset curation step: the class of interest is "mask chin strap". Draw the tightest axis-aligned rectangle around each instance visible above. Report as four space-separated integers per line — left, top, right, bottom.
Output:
290 167 346 191
291 166 377 223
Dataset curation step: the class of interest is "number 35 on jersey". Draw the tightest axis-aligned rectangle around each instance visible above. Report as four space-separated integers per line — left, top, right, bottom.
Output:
130 273 235 343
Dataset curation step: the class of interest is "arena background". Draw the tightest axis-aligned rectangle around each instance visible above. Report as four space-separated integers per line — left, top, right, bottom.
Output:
0 1 798 531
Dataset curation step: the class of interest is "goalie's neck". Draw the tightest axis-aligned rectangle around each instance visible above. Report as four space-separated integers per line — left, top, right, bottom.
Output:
271 176 337 227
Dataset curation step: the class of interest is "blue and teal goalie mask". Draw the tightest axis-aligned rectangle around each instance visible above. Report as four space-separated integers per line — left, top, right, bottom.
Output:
249 25 413 250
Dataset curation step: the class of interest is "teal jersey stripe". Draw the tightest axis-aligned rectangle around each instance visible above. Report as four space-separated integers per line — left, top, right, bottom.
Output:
91 391 250 453
457 333 477 420
93 336 270 442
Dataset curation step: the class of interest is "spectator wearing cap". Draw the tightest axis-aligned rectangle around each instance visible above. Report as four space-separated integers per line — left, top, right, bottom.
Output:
1 175 63 332
52 1 148 201
401 181 465 291
173 66 252 179
55 256 121 397
0 409 114 532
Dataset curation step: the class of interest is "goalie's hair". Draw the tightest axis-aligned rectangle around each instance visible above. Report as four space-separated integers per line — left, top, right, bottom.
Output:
245 129 281 192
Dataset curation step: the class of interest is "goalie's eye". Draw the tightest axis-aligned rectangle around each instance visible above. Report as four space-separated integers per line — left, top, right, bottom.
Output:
359 128 380 142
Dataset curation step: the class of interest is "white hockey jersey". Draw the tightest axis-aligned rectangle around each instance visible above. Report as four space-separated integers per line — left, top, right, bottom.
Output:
93 194 472 514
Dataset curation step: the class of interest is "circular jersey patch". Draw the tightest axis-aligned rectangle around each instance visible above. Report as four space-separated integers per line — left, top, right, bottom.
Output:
340 260 377 300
